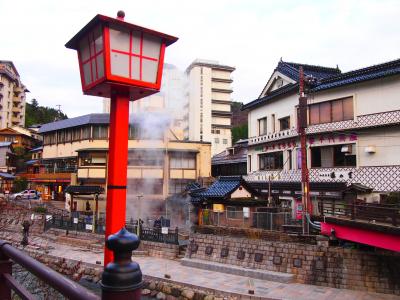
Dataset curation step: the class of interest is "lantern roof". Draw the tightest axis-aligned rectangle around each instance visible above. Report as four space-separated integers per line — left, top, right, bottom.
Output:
65 14 178 50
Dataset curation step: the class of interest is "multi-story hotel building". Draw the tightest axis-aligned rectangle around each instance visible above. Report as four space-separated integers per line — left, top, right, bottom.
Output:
0 61 28 128
243 59 400 210
36 113 211 215
185 59 235 156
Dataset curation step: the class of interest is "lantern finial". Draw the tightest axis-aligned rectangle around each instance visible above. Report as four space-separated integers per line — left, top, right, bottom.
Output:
117 10 125 21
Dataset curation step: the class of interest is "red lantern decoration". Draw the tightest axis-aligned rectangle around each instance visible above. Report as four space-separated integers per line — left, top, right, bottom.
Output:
65 13 178 100
66 12 178 266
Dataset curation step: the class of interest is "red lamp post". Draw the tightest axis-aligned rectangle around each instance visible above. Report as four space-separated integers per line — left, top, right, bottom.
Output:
66 11 178 265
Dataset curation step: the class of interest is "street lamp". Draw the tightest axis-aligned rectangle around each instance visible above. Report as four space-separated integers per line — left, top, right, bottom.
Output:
66 11 178 265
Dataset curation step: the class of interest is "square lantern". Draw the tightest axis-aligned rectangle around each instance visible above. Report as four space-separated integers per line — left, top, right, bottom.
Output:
65 14 178 100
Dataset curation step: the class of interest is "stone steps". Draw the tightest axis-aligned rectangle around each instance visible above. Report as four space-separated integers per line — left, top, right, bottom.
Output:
180 258 294 283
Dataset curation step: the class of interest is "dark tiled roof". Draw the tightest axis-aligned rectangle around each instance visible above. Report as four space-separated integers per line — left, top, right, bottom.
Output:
0 172 15 179
242 83 298 110
312 58 400 92
39 114 109 133
29 146 43 152
244 58 400 111
65 185 104 195
0 142 12 148
194 176 243 198
277 61 340 82
25 159 39 165
212 141 248 165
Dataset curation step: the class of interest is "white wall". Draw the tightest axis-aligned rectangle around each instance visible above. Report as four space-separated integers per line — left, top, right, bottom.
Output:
248 93 298 138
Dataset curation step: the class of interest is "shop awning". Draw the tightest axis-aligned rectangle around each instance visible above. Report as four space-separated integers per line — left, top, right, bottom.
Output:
65 185 105 195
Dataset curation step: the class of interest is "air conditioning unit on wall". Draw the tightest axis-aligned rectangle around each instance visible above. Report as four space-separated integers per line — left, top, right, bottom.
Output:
365 145 376 154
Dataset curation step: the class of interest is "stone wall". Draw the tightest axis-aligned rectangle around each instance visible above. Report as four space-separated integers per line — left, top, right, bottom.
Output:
139 240 180 259
188 233 400 295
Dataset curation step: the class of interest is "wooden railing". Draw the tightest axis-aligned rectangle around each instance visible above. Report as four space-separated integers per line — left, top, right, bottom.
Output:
0 240 99 300
0 228 143 299
319 202 399 226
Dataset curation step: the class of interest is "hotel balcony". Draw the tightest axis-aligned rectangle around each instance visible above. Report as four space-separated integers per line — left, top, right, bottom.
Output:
12 107 22 113
12 96 22 103
13 87 23 94
211 110 232 118
211 87 233 94
11 116 21 123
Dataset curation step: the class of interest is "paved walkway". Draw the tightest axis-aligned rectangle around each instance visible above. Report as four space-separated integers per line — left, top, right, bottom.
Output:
46 245 399 300
1 231 398 300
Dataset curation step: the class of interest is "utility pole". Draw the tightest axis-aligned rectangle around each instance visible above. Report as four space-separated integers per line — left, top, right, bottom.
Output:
298 67 311 235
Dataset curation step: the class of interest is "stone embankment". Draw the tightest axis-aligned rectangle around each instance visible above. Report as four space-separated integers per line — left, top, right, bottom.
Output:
187 231 400 295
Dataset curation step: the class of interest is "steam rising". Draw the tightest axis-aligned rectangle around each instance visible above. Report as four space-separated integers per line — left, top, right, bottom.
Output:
125 64 192 229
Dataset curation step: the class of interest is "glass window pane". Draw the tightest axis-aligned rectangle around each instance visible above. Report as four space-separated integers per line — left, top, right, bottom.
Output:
79 39 90 61
321 146 334 167
142 59 158 83
93 26 103 52
188 157 195 169
332 100 343 122
343 97 354 120
142 34 161 59
109 27 130 52
96 54 104 78
309 105 319 125
132 31 141 55
91 60 97 80
82 62 92 85
131 56 140 80
111 52 129 78
319 102 331 123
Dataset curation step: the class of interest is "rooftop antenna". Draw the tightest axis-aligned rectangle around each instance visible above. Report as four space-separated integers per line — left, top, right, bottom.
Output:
55 105 62 121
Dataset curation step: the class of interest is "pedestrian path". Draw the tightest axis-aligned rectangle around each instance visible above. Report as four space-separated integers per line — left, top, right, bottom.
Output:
45 242 399 300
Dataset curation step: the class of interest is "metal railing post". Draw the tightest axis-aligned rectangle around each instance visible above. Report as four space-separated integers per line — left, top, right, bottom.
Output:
0 241 12 300
101 228 142 300
175 227 179 244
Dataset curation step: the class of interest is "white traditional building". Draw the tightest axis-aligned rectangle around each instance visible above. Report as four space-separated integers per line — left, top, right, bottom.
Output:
243 59 400 206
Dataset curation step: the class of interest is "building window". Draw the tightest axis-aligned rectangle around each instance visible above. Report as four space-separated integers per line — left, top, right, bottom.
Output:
258 117 267 135
309 97 353 125
223 139 228 144
128 151 164 166
259 151 283 170
65 130 72 142
214 138 219 144
311 144 356 167
81 126 91 139
129 178 163 195
287 149 292 170
248 155 252 172
80 153 107 166
92 125 108 139
170 152 196 169
227 206 242 219
169 179 194 194
72 128 81 141
279 116 290 131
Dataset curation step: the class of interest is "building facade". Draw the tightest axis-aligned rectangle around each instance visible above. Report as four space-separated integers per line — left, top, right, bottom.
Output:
211 139 247 177
0 61 28 128
37 113 211 216
185 59 235 156
243 59 400 210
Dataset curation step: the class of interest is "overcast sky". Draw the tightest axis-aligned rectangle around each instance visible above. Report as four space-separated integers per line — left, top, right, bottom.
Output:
1 0 399 117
